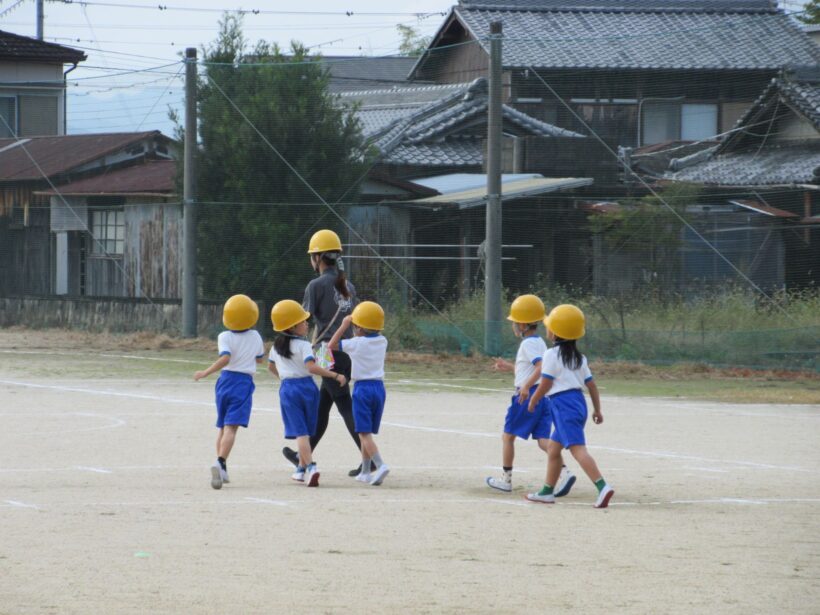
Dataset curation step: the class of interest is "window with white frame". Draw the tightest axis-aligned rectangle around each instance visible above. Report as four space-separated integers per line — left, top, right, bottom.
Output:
0 96 16 137
90 209 125 256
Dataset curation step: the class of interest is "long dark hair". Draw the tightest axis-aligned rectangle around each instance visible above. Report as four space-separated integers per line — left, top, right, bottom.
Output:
273 333 295 359
554 337 583 370
321 253 350 299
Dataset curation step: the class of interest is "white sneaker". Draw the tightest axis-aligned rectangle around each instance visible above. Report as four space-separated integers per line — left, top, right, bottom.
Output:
220 467 230 483
594 485 615 509
355 472 372 483
555 469 576 498
210 463 223 490
486 476 512 492
305 465 320 487
291 468 305 482
526 492 555 504
370 464 390 486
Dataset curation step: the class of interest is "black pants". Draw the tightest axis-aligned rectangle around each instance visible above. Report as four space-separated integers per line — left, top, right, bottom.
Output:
309 350 361 452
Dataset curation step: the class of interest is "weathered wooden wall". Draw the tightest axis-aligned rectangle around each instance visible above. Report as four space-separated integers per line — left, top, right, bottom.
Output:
0 296 230 337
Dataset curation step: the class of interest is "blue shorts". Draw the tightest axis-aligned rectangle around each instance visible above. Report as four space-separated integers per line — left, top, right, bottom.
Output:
503 385 551 440
352 380 386 434
279 377 320 439
215 370 255 428
549 389 588 448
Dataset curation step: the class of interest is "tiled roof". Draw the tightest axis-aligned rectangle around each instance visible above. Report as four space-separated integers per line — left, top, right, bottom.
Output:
345 78 583 167
458 1 777 13
421 5 820 72
384 141 483 166
0 131 170 182
320 56 419 92
668 142 820 185
39 160 177 196
0 30 86 63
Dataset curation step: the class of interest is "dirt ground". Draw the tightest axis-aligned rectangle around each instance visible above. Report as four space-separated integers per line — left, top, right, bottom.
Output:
1 330 819 614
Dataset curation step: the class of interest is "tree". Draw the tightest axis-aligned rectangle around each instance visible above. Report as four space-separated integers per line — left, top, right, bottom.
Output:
796 0 820 24
189 15 370 307
396 24 431 56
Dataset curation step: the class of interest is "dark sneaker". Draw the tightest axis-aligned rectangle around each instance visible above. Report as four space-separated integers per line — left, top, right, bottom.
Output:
282 447 299 467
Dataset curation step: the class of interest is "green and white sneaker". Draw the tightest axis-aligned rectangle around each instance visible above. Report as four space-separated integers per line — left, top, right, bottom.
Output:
526 491 555 504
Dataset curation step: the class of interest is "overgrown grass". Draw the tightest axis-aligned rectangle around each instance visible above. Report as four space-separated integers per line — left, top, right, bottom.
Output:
383 287 820 371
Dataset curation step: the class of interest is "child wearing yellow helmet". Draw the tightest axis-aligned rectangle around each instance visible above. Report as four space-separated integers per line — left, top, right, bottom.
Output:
328 301 390 486
527 304 614 509
486 295 576 497
268 299 348 487
194 294 265 490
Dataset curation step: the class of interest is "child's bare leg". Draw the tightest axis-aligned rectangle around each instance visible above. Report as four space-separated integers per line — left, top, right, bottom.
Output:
568 444 602 483
217 425 239 459
359 433 378 460
215 428 224 456
546 439 563 486
296 435 313 467
501 432 515 468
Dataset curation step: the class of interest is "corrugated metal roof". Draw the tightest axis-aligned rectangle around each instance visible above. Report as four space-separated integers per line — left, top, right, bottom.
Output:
412 174 593 208
729 199 799 218
417 5 819 72
0 131 170 182
0 29 86 63
36 160 177 196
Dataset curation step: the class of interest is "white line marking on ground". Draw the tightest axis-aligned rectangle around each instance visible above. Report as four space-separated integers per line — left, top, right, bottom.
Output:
391 379 508 393
3 500 39 510
589 445 810 472
684 466 729 473
243 497 290 507
1 378 811 474
75 466 113 474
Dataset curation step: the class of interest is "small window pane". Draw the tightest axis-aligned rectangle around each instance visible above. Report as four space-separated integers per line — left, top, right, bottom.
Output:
0 97 16 137
681 104 718 141
91 209 124 255
642 102 680 145
19 96 58 137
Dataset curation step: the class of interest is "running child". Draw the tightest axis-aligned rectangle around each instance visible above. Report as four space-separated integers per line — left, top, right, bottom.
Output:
486 294 575 496
327 301 390 486
268 299 347 487
194 294 265 490
527 304 614 508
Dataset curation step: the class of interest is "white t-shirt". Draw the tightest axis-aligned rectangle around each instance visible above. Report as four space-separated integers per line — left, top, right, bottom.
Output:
540 345 593 396
217 329 265 375
269 338 315 379
340 334 387 381
514 335 547 389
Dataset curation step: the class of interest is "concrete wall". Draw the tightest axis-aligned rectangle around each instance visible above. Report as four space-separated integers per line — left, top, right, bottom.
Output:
0 296 239 338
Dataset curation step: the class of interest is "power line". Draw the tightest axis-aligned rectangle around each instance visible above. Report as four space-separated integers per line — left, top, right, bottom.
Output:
51 1 446 18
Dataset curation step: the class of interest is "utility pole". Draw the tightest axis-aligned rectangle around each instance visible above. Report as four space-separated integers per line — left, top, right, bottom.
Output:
182 47 198 338
484 21 503 355
36 0 44 40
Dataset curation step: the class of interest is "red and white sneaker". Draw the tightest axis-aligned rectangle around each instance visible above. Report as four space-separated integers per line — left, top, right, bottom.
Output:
305 465 320 487
594 485 614 508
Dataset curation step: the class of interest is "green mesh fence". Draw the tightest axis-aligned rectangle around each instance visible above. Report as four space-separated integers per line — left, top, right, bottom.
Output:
405 320 819 372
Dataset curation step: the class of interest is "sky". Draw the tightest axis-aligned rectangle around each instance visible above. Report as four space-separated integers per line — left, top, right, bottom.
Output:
0 0 455 135
0 0 810 136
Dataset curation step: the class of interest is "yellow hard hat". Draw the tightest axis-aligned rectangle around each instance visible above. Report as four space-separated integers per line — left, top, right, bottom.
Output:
222 294 259 331
507 294 546 324
543 304 585 340
307 229 342 254
351 301 385 331
271 299 311 332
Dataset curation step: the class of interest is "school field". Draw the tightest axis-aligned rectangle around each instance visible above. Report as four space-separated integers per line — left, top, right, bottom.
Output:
1 329 819 614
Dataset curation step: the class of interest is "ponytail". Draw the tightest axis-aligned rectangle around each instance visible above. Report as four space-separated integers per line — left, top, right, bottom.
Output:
321 252 350 299
554 337 583 370
273 333 294 359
